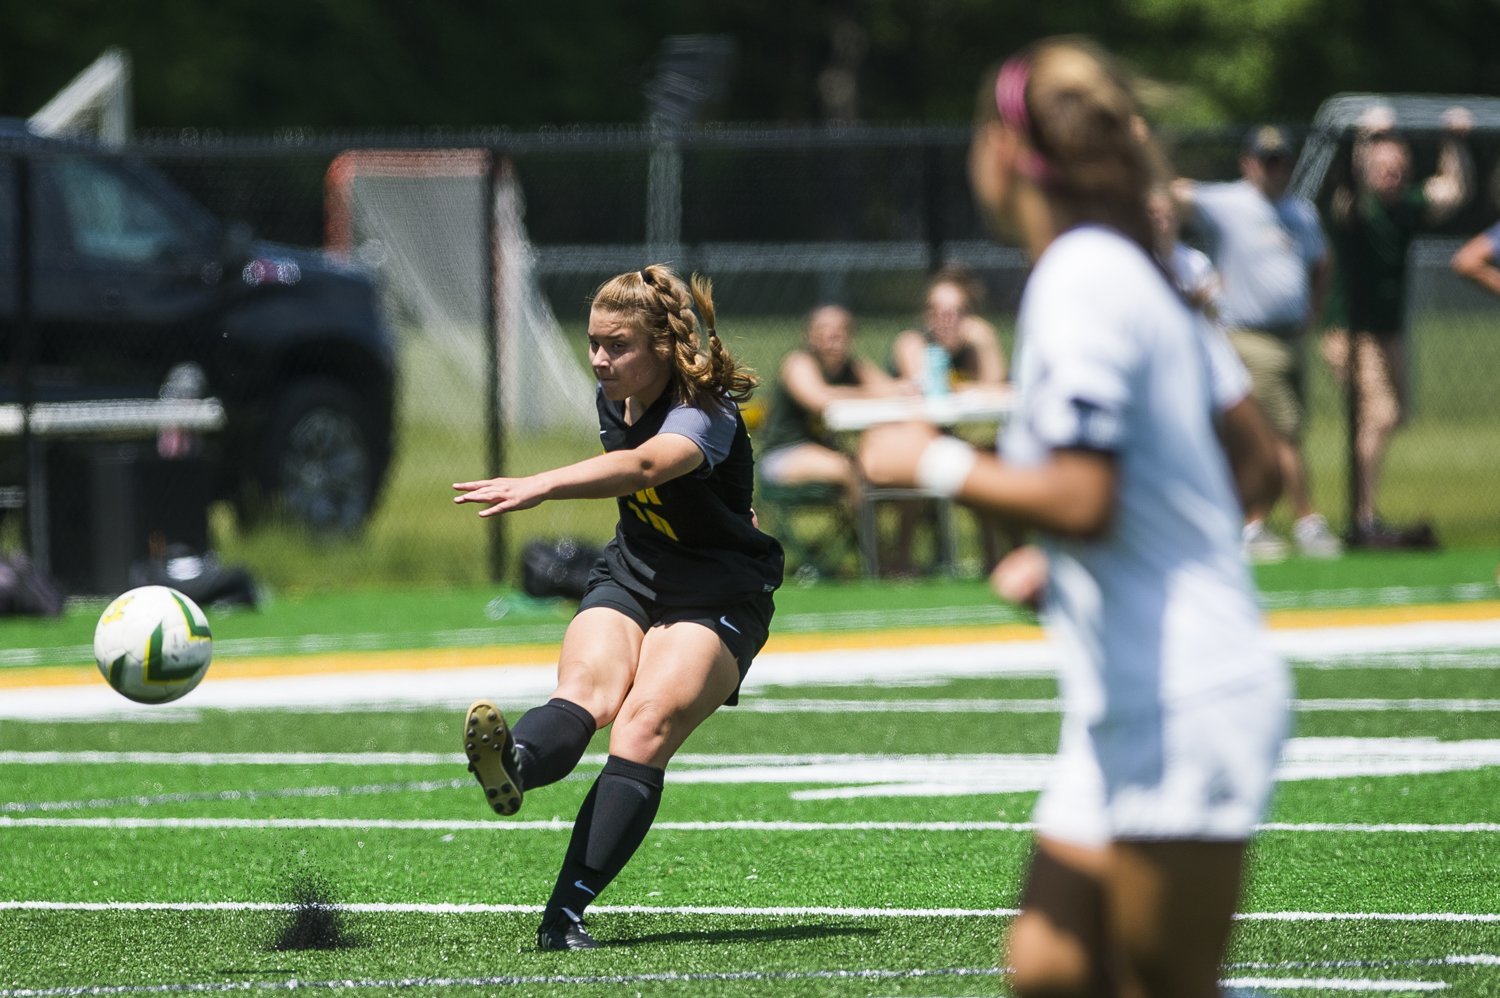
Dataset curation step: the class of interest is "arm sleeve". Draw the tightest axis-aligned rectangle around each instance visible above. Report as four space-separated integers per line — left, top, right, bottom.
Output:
660 399 737 472
1022 274 1137 455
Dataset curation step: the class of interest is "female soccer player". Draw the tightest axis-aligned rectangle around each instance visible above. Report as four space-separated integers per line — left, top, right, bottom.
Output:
453 265 783 951
861 38 1288 998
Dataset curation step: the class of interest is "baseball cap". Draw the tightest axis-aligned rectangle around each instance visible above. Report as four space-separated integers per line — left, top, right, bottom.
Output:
1244 124 1294 160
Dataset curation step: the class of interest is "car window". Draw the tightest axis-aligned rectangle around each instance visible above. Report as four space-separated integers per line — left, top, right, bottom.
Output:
47 156 192 264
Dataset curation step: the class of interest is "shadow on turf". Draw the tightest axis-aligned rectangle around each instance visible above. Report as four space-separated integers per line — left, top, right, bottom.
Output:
269 874 361 951
608 923 876 948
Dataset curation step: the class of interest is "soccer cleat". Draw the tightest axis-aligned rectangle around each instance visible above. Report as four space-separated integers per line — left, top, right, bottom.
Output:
1241 519 1288 564
1293 513 1343 559
463 700 523 816
537 912 599 951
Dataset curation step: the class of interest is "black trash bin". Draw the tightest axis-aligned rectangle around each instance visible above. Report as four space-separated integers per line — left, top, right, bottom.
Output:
47 442 212 596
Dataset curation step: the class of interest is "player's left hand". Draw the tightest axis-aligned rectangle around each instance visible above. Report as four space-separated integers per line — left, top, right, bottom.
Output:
859 421 940 488
452 476 547 516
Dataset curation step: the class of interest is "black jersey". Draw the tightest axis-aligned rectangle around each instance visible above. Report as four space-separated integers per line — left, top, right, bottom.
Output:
596 388 785 606
759 352 861 453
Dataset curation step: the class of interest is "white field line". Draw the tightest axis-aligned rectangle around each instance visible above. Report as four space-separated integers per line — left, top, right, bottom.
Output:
5 816 1500 834
1221 978 1447 992
0 969 1462 998
0 972 1464 998
7 738 1500 804
730 697 1500 713
8 617 1500 724
1 900 1498 924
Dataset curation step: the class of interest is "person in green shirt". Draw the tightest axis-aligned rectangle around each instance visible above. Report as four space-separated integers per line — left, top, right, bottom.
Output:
1322 104 1472 547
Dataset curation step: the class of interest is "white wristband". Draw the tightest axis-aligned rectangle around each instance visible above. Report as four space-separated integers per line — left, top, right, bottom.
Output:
914 436 978 498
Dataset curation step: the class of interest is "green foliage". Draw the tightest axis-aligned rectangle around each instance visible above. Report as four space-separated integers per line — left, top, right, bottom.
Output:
4 1 1500 130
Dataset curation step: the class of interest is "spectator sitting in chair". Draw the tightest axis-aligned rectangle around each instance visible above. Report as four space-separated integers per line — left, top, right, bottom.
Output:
1322 104 1471 550
890 266 1008 393
888 266 1011 576
758 304 907 496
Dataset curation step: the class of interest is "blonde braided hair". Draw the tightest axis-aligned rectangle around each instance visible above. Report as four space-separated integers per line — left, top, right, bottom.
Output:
591 264 758 406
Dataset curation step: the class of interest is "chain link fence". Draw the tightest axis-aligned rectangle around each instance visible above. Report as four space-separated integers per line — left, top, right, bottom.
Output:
3 121 1497 595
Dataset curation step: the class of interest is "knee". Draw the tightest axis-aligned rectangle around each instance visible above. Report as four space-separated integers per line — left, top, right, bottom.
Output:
609 698 675 760
1005 916 1100 998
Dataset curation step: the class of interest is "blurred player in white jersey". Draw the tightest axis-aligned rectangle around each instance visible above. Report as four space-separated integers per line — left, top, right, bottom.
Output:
861 37 1289 998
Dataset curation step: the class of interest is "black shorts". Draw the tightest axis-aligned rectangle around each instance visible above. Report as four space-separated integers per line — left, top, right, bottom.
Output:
576 572 775 707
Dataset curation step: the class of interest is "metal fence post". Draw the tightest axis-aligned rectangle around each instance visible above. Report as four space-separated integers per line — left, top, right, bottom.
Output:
485 148 505 584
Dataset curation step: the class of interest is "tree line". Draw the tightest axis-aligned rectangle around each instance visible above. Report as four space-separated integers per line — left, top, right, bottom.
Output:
3 0 1499 132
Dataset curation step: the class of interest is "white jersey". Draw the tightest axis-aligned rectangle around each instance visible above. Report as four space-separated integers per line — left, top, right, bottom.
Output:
1002 226 1280 724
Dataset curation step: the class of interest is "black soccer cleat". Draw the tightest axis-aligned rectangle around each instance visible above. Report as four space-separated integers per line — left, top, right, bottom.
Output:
463 700 523 816
537 913 599 951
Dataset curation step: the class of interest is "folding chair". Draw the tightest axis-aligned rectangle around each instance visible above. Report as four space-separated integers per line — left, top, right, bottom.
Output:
756 480 860 582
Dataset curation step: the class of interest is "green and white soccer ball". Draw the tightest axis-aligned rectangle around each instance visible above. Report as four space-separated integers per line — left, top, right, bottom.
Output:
94 586 213 704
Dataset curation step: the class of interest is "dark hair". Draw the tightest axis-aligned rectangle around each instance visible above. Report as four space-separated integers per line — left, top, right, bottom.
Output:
591 264 758 405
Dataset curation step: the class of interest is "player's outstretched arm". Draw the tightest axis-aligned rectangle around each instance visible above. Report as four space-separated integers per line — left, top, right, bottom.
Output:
858 422 1115 538
454 434 705 517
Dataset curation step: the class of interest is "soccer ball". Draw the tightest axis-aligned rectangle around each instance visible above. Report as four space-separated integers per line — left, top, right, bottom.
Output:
94 586 213 704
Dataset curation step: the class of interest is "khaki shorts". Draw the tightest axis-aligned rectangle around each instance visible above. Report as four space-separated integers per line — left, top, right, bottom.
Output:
1321 328 1407 431
1228 328 1305 439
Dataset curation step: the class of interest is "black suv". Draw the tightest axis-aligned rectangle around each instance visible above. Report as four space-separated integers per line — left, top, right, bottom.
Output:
0 121 396 535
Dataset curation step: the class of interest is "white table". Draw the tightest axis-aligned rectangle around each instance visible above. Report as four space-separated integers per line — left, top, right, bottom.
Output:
821 388 1013 578
0 398 227 577
822 387 1013 432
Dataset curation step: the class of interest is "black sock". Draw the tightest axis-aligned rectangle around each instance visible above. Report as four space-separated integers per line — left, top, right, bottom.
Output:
511 698 595 791
541 755 664 923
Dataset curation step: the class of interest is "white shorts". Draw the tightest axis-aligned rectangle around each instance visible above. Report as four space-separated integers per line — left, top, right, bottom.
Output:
1033 675 1291 847
757 445 802 485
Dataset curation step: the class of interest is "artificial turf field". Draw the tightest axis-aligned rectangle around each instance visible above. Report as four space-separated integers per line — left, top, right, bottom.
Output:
2 552 1499 996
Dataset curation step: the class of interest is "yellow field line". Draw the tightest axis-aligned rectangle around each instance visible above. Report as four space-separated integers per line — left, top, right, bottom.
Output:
4 600 1498 692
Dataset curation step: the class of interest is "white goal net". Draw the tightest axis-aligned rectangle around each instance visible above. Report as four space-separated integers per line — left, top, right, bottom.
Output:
325 149 595 439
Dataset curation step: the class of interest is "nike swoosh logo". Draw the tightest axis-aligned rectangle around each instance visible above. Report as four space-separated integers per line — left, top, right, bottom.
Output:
718 615 741 635
574 880 597 897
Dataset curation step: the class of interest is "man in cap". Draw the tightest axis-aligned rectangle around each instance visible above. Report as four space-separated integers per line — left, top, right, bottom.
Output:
1173 125 1342 561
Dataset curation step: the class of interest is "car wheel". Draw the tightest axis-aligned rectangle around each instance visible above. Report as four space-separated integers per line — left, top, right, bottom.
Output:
258 379 378 534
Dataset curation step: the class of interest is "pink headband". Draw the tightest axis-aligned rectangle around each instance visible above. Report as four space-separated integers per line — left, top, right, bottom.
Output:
995 55 1049 182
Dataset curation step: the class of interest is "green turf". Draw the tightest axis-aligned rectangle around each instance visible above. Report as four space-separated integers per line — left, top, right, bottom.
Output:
4 648 1500 995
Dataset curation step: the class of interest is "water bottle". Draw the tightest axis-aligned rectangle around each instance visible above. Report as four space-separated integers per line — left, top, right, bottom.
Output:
923 342 951 397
